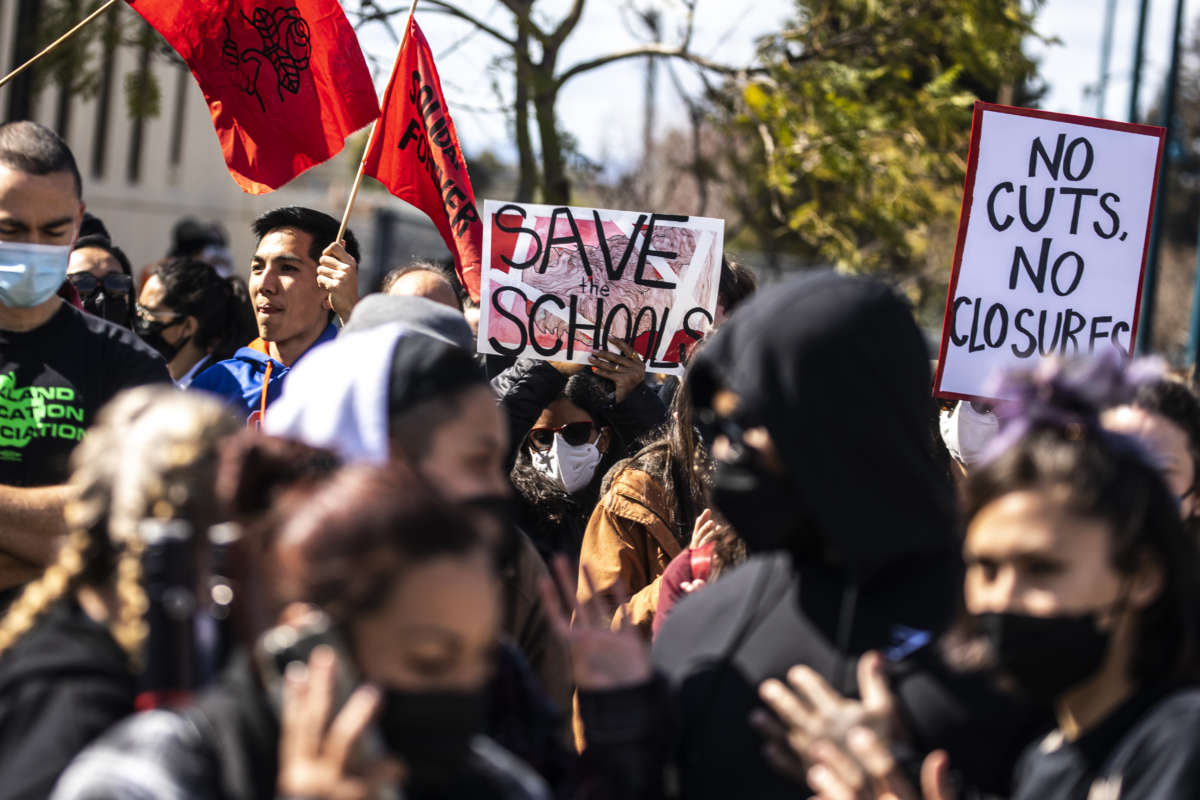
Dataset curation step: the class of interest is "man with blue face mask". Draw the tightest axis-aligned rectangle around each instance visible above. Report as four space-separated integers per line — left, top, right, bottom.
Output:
0 122 168 601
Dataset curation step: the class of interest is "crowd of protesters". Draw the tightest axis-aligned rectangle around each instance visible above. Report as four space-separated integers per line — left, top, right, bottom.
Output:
0 116 1199 800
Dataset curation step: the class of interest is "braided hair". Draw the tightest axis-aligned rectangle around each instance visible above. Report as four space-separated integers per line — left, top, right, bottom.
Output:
0 388 238 667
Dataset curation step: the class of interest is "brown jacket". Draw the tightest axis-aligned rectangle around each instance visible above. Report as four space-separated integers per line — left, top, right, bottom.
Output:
577 466 684 635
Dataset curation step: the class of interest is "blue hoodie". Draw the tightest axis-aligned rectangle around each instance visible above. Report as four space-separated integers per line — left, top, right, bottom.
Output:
189 322 338 424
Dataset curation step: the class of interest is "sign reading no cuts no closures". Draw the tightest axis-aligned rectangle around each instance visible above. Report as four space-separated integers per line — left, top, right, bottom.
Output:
477 200 725 375
934 102 1165 401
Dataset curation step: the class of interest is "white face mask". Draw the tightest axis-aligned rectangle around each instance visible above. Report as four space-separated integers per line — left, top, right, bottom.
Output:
0 240 71 308
939 401 999 467
531 432 603 494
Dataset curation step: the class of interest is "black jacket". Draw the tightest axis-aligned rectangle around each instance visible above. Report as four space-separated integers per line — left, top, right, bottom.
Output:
653 273 1034 798
0 599 135 800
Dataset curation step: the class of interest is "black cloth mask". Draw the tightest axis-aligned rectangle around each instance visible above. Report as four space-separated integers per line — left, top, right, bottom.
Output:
83 289 131 327
976 608 1117 704
712 447 800 555
134 316 187 363
380 687 486 790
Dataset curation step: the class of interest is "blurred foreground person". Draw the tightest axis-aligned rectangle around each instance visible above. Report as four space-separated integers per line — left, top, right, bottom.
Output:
768 357 1200 800
56 458 550 800
652 272 963 799
0 388 235 799
263 323 573 731
135 258 256 387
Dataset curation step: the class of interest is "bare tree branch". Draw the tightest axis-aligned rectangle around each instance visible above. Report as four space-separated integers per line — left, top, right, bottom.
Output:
548 0 586 50
555 44 762 89
357 0 518 48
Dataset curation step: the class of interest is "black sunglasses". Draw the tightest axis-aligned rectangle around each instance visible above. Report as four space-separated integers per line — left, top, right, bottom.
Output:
68 272 132 297
528 422 597 451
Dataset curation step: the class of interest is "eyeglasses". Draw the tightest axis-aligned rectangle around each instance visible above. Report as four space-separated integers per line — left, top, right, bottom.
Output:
527 422 598 451
134 303 182 325
68 272 132 298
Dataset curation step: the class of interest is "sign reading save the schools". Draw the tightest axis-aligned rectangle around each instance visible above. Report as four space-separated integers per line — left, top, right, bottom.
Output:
477 200 724 375
934 102 1165 401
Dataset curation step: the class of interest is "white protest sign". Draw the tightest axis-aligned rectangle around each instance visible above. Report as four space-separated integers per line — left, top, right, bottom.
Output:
934 103 1165 401
477 200 725 376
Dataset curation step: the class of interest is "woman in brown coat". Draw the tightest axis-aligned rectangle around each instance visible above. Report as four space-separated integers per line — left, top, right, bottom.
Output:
576 372 717 634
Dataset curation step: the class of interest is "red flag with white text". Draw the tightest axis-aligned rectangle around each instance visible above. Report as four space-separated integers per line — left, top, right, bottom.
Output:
363 16 483 301
128 0 379 194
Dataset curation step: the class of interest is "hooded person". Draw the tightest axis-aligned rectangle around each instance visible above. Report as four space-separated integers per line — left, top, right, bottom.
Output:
651 272 1027 798
262 322 576 773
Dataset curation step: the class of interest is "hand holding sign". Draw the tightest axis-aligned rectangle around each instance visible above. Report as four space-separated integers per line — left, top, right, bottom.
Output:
589 339 645 403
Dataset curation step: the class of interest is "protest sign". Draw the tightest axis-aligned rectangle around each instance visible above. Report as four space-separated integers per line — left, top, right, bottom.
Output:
477 201 724 375
934 102 1165 401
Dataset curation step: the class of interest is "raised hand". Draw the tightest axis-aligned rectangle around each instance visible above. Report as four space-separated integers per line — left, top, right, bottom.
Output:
276 646 403 800
539 555 652 691
589 338 646 403
317 241 359 325
807 726 954 800
750 651 900 782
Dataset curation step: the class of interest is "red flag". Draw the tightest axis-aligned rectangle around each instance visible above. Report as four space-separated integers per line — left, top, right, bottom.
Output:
363 17 483 301
128 0 379 194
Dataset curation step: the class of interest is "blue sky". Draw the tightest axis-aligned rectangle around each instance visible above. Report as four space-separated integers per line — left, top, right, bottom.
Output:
356 1 1191 170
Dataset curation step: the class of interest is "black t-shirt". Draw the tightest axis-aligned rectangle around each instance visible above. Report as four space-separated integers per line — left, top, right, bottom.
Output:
1012 685 1200 800
0 302 169 487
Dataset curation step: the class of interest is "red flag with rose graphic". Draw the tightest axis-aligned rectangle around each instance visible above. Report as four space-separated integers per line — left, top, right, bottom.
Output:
363 16 483 301
128 0 379 193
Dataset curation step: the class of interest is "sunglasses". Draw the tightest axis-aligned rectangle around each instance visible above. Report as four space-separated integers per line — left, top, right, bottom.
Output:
528 422 598 451
68 272 132 297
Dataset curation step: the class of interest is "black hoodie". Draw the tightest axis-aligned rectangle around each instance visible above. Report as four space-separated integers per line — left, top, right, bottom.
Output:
0 599 135 800
652 272 1035 798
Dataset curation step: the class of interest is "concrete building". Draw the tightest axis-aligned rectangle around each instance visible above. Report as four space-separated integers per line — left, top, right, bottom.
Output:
0 0 450 292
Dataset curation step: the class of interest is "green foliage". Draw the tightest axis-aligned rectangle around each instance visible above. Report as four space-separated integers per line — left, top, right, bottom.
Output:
723 0 1042 281
31 0 167 120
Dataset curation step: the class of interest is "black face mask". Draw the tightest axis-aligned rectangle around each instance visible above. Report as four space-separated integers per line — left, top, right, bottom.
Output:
83 289 131 327
134 315 187 362
711 445 800 554
975 608 1116 704
379 687 485 790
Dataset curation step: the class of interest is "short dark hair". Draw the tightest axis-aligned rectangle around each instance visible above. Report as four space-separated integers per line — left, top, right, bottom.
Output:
718 257 757 314
251 207 360 264
1131 380 1200 493
0 121 81 197
966 425 1200 685
152 258 257 363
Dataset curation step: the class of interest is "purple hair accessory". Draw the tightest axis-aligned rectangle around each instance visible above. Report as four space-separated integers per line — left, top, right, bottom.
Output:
978 350 1165 464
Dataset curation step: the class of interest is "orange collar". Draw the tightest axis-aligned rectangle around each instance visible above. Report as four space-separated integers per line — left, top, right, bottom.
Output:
248 337 270 356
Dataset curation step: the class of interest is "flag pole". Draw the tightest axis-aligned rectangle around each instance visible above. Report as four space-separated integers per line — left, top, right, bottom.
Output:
335 0 420 243
0 0 120 90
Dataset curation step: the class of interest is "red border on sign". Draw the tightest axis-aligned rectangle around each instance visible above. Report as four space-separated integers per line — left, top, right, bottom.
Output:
931 101 1167 402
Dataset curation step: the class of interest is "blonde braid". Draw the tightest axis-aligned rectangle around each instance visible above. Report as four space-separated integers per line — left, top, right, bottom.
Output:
0 387 238 667
0 529 91 659
110 533 148 670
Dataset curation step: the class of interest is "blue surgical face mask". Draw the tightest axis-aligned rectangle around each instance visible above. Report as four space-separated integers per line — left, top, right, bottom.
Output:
0 240 72 308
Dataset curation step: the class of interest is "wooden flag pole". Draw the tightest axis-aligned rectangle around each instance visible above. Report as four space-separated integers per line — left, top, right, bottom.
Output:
335 0 420 242
0 0 120 90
